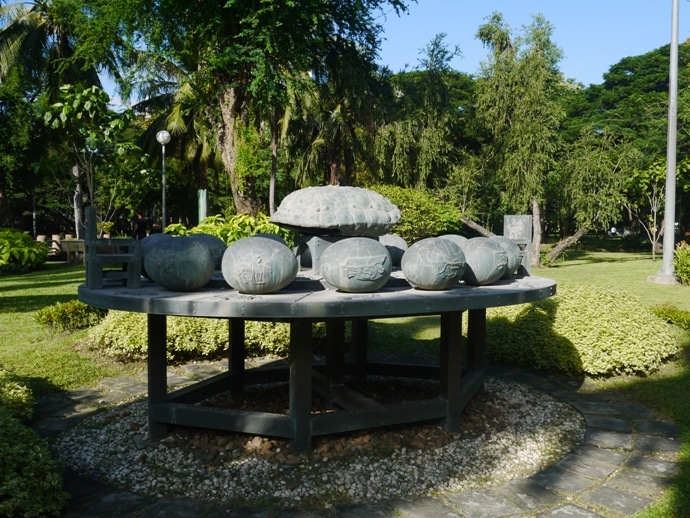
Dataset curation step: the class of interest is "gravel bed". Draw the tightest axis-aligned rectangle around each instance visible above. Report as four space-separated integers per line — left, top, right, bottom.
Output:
53 377 585 509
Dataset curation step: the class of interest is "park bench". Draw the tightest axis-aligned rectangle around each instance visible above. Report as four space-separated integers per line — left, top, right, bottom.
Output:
62 239 86 263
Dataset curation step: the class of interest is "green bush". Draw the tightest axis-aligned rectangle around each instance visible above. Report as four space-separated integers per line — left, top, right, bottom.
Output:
0 408 69 517
370 185 462 244
485 282 679 377
165 213 293 247
0 370 35 422
86 311 331 363
674 241 690 285
34 300 108 334
0 228 48 274
651 303 690 332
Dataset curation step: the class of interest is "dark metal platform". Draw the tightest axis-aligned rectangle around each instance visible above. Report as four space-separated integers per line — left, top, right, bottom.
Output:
79 273 556 452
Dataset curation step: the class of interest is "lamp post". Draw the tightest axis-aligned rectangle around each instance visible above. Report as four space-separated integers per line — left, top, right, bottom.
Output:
156 130 171 231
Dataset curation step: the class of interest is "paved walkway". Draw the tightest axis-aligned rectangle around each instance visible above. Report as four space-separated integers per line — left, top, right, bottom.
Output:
33 362 681 518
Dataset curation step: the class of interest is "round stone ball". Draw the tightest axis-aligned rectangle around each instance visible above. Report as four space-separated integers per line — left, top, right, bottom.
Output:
378 234 408 267
140 233 173 279
439 234 468 249
491 236 522 278
188 233 227 270
222 236 298 294
144 236 215 291
462 237 509 286
319 237 392 293
401 237 465 290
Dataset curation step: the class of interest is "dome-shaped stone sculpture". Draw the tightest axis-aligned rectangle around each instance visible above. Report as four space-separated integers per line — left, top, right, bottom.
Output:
439 234 468 249
140 233 173 279
491 236 522 278
144 236 215 291
462 237 508 286
270 186 401 236
319 237 392 292
378 234 408 267
188 233 227 270
222 236 298 294
401 237 465 290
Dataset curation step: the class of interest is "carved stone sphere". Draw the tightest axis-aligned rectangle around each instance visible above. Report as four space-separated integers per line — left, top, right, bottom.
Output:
462 237 508 286
320 237 392 292
140 233 173 279
144 236 215 291
401 237 465 290
439 234 468 249
188 233 227 270
491 236 522 277
222 236 298 294
378 234 408 267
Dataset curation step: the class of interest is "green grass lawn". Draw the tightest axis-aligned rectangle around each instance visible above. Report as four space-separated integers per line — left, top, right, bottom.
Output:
0 262 138 396
1 252 690 516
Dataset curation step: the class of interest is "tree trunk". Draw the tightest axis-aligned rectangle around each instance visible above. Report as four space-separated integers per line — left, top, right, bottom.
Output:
72 165 85 239
459 216 494 237
218 87 263 215
0 173 9 226
544 226 589 266
269 112 278 216
531 196 542 268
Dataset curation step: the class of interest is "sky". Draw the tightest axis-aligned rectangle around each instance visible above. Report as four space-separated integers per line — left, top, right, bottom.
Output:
375 0 688 86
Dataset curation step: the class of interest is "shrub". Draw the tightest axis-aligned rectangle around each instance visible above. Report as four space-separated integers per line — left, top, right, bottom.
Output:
370 185 462 244
485 282 679 377
0 370 35 422
0 408 69 517
674 241 690 285
165 213 293 247
86 311 331 363
34 300 108 334
651 304 690 332
0 228 48 274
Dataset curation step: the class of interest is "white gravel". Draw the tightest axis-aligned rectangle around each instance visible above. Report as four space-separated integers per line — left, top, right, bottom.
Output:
53 377 585 509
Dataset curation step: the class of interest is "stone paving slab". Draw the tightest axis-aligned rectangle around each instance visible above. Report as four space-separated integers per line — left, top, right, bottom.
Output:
605 468 673 498
581 486 653 516
536 503 606 517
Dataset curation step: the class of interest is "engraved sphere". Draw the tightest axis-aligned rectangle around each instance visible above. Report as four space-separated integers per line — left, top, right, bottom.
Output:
462 237 509 286
222 236 298 294
491 236 522 278
144 236 215 291
439 234 468 249
378 234 408 267
401 237 465 290
319 238 392 293
140 232 173 279
188 233 227 270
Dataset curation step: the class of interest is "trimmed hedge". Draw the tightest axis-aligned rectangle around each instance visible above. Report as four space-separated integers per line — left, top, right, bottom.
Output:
86 311 331 363
485 282 680 377
34 300 108 334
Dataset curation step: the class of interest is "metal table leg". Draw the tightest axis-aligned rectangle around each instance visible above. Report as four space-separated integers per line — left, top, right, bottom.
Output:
289 320 313 452
147 313 168 440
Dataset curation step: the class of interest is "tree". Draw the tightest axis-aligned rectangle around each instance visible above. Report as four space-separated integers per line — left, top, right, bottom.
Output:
86 0 411 215
544 126 642 265
475 13 565 266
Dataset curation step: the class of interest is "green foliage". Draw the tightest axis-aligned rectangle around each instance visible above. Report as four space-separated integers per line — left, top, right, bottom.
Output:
0 228 48 274
486 282 679 377
34 300 108 334
166 213 293 247
86 311 331 362
0 369 35 422
674 241 690 285
370 184 461 243
0 407 69 517
651 304 690 332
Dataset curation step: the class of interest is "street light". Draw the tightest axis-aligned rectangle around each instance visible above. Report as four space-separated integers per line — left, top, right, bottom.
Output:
156 130 171 231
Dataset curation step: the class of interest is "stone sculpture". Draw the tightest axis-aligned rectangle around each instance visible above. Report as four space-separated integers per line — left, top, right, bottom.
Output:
319 237 392 292
378 234 408 267
461 237 508 286
144 236 215 291
401 237 466 290
490 236 522 278
221 236 298 294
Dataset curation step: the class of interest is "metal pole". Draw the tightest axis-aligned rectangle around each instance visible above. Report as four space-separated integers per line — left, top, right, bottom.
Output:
161 143 167 232
651 0 679 284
